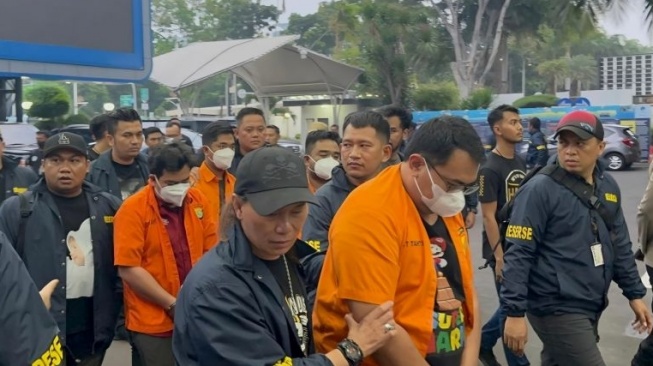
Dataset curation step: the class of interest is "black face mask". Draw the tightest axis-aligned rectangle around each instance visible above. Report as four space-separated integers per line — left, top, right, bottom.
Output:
37 141 45 149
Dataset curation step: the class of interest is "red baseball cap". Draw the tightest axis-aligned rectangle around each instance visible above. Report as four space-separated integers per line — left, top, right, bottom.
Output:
553 110 604 141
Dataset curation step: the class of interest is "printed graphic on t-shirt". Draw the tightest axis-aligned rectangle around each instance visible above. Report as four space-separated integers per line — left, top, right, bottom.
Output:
66 218 94 299
428 236 465 358
286 293 309 354
118 177 143 200
505 169 526 202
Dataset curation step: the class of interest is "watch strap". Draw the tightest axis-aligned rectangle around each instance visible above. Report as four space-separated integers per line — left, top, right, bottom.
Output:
337 338 363 366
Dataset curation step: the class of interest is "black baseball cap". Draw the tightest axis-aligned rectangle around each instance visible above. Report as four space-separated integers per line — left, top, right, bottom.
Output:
43 132 88 157
553 110 604 141
235 146 315 216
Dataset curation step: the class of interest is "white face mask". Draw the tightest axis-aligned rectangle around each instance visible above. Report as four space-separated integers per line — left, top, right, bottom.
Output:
414 159 466 217
310 156 339 180
209 147 235 170
156 178 190 207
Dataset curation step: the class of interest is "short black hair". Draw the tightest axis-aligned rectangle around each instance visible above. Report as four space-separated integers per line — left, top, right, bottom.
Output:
36 130 51 138
405 116 485 166
342 111 390 144
106 108 142 135
529 117 541 130
377 105 412 130
305 130 340 154
166 118 181 129
89 114 111 140
266 125 280 135
202 122 235 146
487 104 519 130
148 142 196 178
236 107 265 126
143 126 163 139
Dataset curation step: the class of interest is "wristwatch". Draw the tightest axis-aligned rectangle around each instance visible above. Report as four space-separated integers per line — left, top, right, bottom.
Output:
467 207 478 214
337 338 363 366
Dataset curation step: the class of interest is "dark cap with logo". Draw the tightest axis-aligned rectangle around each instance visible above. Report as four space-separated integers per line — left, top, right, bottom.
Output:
235 146 315 216
43 132 88 158
553 110 604 141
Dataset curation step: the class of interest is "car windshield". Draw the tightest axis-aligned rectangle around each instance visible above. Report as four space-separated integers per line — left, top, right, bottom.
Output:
0 124 38 145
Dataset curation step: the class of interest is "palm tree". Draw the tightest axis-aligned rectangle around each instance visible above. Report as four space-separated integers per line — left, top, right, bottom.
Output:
537 58 569 94
566 1 653 27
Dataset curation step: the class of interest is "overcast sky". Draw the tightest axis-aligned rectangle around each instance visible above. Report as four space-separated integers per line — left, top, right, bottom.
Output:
262 0 653 46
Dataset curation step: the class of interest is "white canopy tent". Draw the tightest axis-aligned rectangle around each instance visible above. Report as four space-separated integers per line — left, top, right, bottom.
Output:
150 35 364 125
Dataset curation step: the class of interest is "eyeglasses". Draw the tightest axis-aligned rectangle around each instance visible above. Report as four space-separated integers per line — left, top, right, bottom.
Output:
432 165 479 195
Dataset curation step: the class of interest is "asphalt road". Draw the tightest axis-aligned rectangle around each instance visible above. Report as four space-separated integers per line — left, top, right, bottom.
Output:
104 163 653 366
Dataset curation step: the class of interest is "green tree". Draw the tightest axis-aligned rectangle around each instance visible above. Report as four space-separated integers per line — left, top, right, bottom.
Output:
460 87 494 109
537 58 569 94
25 83 70 122
152 0 280 49
412 82 460 110
568 54 598 95
77 83 111 115
426 0 513 98
285 12 335 55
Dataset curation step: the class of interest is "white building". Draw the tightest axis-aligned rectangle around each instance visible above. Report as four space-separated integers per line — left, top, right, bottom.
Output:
599 54 653 96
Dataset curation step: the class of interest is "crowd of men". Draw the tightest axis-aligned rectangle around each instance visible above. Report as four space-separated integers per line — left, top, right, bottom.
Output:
0 103 652 366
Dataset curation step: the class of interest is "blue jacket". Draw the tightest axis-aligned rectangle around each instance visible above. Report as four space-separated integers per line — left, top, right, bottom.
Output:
0 180 122 352
302 165 353 252
526 130 549 168
501 159 646 317
173 224 331 366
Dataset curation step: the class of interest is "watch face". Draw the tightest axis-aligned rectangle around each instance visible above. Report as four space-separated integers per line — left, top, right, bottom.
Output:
345 344 362 360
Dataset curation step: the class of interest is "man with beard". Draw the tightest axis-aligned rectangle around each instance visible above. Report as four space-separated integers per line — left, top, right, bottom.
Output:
477 105 529 366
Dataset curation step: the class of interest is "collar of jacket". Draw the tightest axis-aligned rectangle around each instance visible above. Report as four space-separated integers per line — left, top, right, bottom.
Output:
32 178 106 195
225 223 316 271
550 156 606 181
330 165 355 192
1 156 18 170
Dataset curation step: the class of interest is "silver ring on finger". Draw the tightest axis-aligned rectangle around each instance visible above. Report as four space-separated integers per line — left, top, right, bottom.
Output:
383 323 395 333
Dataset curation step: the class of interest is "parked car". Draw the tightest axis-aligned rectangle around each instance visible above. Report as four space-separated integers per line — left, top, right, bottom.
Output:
516 136 557 164
517 124 640 171
52 124 94 145
277 139 303 155
599 124 641 170
0 123 39 164
141 122 203 153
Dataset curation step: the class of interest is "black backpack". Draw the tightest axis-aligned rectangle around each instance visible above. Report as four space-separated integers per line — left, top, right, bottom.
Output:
15 192 34 260
482 164 615 268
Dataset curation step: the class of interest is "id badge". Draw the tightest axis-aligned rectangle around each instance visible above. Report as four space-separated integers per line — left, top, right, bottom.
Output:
591 243 604 267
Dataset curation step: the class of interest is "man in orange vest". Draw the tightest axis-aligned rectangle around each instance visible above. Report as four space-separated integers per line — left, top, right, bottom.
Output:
192 122 237 239
313 116 484 366
114 142 218 366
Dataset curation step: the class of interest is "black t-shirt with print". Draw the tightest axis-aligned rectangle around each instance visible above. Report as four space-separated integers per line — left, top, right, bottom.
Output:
51 192 95 359
112 160 145 200
262 255 310 356
478 152 526 260
425 218 465 366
